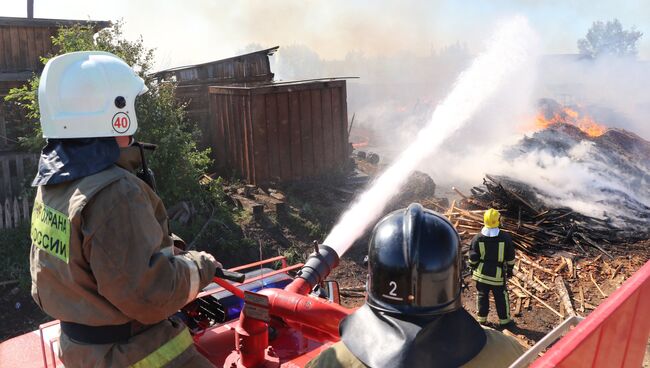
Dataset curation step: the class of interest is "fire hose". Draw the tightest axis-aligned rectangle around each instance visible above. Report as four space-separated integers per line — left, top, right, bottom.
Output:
211 245 352 367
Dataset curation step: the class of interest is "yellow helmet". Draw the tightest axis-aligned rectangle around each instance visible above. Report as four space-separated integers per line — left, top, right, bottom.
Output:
483 208 500 228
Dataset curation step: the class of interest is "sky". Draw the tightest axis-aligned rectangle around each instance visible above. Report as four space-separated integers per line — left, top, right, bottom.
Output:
2 0 649 70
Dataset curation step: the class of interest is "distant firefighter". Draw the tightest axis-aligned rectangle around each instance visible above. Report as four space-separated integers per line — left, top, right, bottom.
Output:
469 209 516 327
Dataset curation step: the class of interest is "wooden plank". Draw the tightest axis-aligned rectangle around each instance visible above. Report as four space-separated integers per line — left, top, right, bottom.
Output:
25 27 37 69
210 94 226 167
22 196 29 222
310 88 324 175
0 27 11 69
225 93 237 171
251 94 268 184
4 199 11 229
340 82 349 160
0 115 7 147
34 26 46 60
276 92 292 180
232 93 243 176
213 95 225 166
288 91 302 180
299 90 314 177
12 197 20 228
241 94 254 182
320 88 334 170
330 86 344 165
1 157 11 197
18 26 29 71
9 26 21 70
220 94 231 167
265 93 281 181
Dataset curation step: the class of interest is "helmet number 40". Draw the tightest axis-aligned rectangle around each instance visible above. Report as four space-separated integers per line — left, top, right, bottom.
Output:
112 112 131 134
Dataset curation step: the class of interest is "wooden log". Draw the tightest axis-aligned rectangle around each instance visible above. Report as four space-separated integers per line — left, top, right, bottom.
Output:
555 276 577 317
610 263 622 280
563 257 575 279
513 269 546 294
534 276 551 291
554 258 567 274
511 287 527 298
510 279 563 318
516 254 558 276
452 187 468 200
514 297 523 316
577 286 585 313
590 272 607 298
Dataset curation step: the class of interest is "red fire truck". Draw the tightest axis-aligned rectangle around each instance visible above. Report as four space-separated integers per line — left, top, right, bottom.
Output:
1 246 648 367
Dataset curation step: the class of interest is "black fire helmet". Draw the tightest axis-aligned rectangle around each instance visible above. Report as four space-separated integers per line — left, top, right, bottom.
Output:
366 202 462 316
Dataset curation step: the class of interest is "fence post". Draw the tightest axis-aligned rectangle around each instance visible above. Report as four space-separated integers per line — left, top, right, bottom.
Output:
4 198 11 229
0 114 7 147
13 197 20 228
1 158 10 198
22 196 29 222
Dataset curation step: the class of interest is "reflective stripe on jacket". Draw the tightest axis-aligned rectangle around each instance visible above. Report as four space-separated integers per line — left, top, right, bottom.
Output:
468 231 516 286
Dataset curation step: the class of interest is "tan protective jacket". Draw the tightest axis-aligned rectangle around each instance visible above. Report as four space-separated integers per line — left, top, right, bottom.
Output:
306 327 526 368
30 147 215 367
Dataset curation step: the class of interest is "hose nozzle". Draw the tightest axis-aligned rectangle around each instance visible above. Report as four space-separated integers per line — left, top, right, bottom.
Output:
286 244 339 295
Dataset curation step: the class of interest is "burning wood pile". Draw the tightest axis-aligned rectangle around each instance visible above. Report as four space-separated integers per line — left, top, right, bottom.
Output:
445 175 631 258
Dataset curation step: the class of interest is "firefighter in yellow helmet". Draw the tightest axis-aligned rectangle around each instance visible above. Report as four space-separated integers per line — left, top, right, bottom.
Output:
468 209 516 327
30 51 218 367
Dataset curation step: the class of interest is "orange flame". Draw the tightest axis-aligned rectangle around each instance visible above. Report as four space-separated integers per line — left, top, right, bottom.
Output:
535 107 607 137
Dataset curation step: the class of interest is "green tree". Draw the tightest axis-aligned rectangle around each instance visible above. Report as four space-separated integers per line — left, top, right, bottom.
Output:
578 19 643 59
4 22 211 205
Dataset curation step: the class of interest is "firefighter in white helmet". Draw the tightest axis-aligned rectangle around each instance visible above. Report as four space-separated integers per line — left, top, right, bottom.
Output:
30 51 217 367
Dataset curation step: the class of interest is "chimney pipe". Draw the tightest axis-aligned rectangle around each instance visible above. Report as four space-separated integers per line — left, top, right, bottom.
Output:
27 0 34 18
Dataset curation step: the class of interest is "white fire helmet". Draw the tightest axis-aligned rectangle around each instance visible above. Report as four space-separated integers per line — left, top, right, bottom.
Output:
38 51 148 139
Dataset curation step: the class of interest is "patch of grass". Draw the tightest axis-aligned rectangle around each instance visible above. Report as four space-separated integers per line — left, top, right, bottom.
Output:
0 224 32 291
284 212 327 242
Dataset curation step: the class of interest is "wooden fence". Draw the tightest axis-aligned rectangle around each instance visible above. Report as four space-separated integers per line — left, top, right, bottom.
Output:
0 196 30 229
0 151 38 200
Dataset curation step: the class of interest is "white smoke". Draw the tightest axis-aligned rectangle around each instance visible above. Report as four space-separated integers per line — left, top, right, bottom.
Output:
324 16 540 256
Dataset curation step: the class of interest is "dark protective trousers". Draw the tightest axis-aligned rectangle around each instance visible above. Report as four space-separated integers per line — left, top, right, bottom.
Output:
476 282 511 325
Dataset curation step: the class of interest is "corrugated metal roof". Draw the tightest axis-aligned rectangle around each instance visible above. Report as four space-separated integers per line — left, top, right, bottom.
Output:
153 46 280 76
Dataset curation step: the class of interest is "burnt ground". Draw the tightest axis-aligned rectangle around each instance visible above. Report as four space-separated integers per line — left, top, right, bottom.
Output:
2 158 649 364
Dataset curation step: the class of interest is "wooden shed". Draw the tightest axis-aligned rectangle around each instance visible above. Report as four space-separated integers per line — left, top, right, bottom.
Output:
153 47 278 148
0 16 110 149
207 79 350 184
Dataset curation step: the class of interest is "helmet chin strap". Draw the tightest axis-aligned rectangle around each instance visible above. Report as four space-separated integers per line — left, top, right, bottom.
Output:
132 141 158 193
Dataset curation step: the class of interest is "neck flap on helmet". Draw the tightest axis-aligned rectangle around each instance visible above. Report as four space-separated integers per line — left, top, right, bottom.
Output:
32 138 120 186
341 304 486 368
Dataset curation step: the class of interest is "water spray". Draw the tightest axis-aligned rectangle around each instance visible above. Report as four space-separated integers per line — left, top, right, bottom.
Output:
324 16 537 257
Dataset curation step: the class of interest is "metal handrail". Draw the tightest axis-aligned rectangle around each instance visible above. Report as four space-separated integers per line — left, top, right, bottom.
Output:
509 316 585 368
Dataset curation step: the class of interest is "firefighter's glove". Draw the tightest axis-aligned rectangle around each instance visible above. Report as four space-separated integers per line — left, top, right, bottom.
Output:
183 251 221 289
